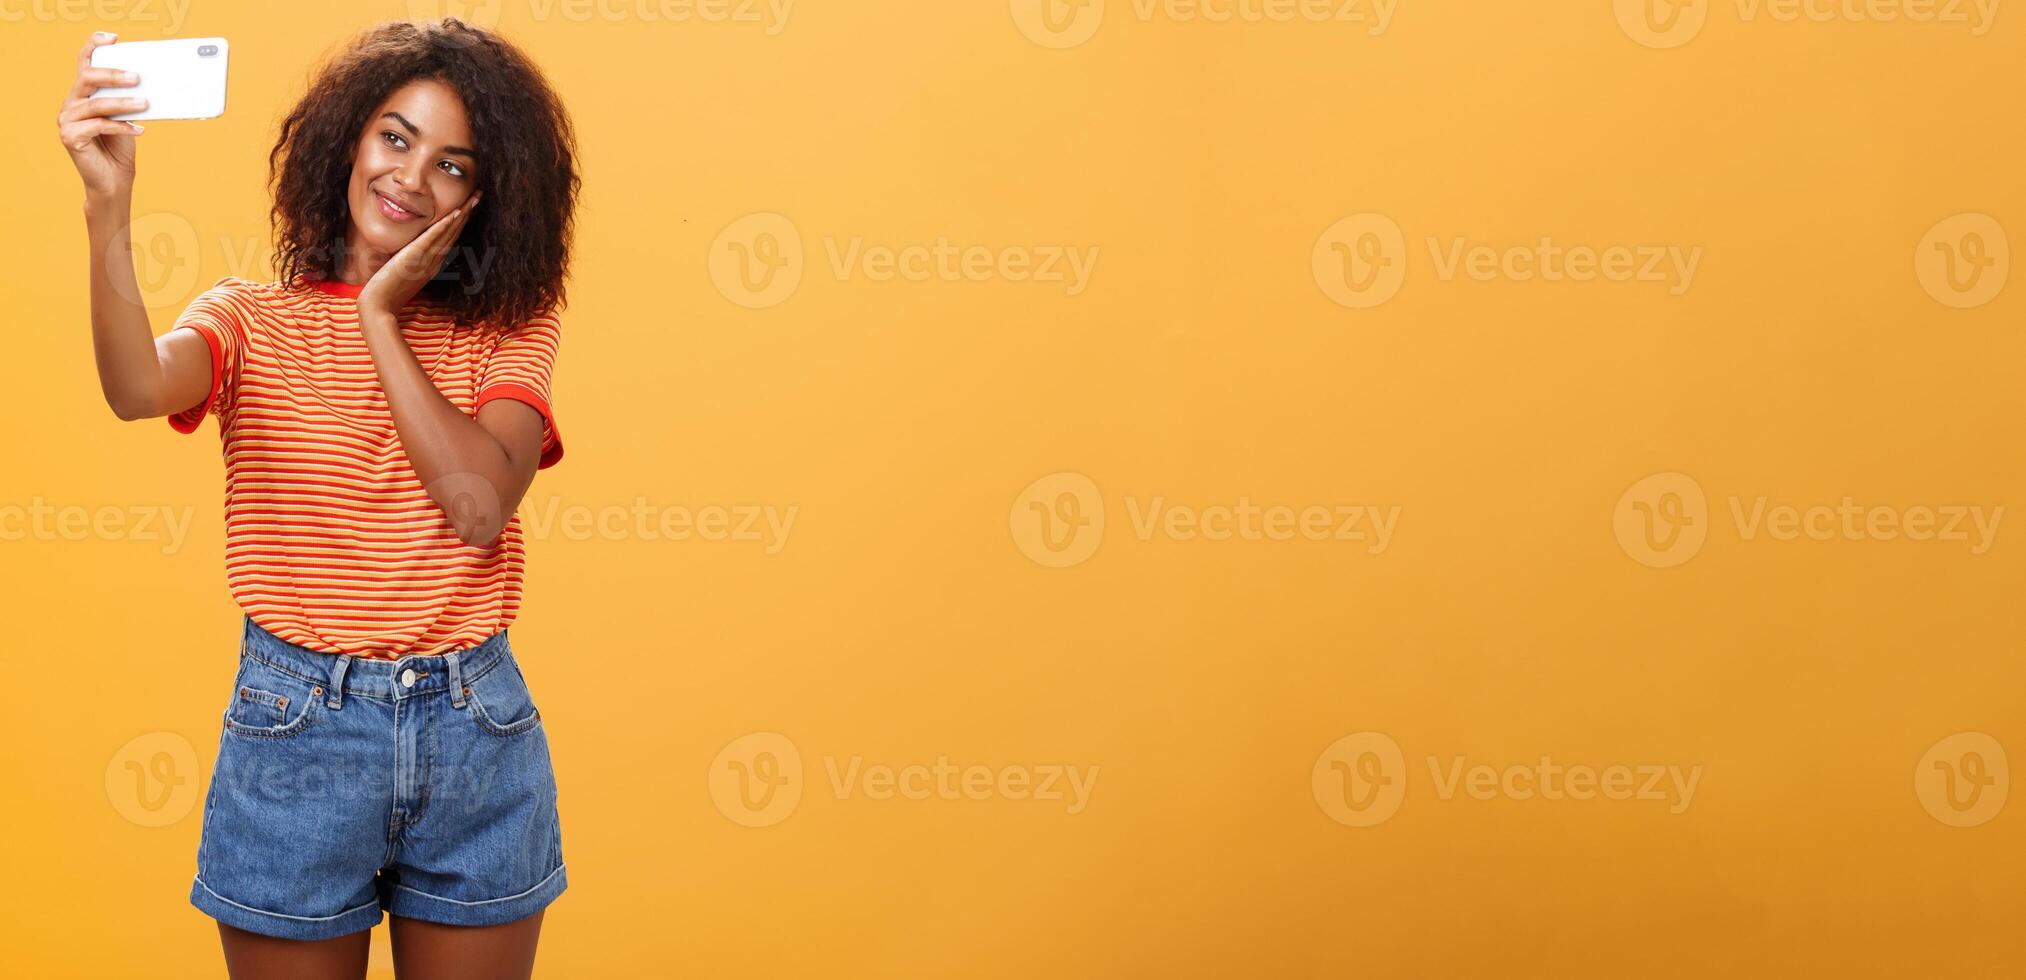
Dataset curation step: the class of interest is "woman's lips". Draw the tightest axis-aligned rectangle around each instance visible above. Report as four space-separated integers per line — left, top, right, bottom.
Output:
375 191 423 223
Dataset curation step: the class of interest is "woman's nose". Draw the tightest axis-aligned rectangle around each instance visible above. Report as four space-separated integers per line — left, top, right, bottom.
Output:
393 157 428 190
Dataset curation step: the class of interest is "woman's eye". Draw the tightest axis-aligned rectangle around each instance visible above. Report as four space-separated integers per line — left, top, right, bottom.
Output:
440 161 466 178
382 131 407 149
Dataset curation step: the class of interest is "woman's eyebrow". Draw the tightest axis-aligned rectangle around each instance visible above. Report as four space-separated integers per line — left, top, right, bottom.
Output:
380 111 478 159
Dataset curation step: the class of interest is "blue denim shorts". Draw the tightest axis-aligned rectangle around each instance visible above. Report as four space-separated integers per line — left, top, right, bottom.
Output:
190 615 567 940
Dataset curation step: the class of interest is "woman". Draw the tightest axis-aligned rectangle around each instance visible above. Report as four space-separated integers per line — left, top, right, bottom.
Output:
60 18 580 979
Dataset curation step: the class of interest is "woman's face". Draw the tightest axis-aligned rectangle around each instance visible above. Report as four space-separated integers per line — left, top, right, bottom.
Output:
345 78 478 257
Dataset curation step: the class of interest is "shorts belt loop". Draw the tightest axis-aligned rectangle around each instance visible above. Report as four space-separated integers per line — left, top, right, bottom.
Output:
327 654 353 710
447 651 467 710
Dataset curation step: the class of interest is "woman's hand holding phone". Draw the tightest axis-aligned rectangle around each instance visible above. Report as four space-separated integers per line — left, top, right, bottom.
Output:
60 32 147 202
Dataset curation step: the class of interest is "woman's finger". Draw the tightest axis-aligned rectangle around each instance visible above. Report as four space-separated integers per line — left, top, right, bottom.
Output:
393 210 463 278
426 210 470 276
60 118 142 150
69 66 140 105
61 95 148 123
442 196 480 244
70 33 121 101
442 208 481 271
440 205 476 252
425 206 468 253
74 31 117 75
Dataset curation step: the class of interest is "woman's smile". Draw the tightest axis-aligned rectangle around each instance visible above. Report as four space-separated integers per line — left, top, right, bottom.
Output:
373 186 426 223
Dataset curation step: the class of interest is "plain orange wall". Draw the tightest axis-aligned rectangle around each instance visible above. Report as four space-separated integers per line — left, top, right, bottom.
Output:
5 0 2024 976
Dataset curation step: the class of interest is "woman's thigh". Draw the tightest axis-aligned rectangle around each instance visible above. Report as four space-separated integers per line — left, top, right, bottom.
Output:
217 921 370 980
389 910 545 980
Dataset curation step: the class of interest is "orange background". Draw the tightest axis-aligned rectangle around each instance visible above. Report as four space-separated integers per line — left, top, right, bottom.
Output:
3 0 2022 976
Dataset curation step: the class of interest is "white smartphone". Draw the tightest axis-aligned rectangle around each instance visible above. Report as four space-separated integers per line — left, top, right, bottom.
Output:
89 37 229 121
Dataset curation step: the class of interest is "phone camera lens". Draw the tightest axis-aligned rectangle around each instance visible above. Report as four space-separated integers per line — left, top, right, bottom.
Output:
198 45 218 56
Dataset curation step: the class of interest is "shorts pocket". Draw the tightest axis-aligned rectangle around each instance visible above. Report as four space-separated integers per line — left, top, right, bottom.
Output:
222 656 321 739
465 657 542 737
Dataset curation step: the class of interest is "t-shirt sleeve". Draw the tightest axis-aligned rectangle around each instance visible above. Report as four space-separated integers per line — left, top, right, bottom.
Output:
475 312 565 470
167 277 255 434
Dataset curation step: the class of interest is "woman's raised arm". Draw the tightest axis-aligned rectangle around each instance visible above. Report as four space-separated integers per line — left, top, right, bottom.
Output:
62 31 212 422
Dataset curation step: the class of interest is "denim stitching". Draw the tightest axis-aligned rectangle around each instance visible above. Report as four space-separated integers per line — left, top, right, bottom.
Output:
221 695 321 740
391 863 566 907
193 875 382 923
241 648 512 701
465 684 543 737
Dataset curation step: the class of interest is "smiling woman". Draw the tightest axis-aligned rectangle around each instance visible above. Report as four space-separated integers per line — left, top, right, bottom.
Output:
270 21 579 329
62 17 581 980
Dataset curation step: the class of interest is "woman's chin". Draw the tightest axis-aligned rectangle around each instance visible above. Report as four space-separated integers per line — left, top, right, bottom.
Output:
352 222 422 256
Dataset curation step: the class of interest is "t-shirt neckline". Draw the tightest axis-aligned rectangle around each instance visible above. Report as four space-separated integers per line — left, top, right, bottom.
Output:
305 278 365 298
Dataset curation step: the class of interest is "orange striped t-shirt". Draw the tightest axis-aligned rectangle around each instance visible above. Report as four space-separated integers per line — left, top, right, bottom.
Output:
167 275 565 660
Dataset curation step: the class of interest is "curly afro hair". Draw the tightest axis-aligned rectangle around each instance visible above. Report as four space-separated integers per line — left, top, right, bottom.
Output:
268 19 579 330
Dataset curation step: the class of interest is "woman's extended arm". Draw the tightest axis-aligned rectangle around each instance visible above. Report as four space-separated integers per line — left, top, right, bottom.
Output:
64 32 213 422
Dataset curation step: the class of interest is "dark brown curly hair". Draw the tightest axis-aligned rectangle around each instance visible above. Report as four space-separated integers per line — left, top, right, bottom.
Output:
268 19 579 330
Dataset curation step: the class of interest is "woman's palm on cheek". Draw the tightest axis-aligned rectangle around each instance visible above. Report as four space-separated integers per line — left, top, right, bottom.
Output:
360 193 480 316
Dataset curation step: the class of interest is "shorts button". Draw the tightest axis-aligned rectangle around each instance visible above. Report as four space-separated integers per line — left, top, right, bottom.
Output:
401 668 417 688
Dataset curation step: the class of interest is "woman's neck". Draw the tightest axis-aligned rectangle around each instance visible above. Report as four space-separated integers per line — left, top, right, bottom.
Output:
335 229 394 285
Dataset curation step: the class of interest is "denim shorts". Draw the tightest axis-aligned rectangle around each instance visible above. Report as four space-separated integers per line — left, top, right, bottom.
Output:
189 615 567 940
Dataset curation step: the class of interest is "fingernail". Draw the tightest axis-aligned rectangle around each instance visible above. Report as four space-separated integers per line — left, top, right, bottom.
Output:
122 71 138 83
129 123 144 133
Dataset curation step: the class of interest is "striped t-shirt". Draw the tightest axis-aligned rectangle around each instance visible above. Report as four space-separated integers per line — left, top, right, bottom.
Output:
168 275 564 660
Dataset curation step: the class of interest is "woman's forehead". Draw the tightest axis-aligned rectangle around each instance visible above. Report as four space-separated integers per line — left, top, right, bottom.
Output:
370 79 473 144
